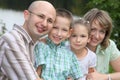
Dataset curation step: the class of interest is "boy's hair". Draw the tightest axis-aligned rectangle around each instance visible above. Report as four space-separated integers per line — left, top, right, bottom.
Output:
56 8 73 29
72 18 91 35
84 8 113 49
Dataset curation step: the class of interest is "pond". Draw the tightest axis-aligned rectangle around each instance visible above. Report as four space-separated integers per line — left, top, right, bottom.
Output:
0 8 80 32
0 8 24 31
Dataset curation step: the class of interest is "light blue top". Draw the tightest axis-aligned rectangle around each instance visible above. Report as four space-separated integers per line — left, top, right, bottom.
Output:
34 37 83 80
95 39 120 73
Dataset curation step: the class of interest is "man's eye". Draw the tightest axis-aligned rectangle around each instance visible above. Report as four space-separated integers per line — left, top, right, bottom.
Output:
48 19 53 24
38 15 44 19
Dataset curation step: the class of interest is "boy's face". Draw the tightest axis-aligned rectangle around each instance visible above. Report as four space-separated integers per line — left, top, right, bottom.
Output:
70 24 89 50
48 16 71 45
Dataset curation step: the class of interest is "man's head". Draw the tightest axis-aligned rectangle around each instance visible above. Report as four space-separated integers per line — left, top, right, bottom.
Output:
23 0 56 42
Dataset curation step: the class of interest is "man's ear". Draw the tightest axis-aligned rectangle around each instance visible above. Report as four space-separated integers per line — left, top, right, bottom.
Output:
24 10 30 20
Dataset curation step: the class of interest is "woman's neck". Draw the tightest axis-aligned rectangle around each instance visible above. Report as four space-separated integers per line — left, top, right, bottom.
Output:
87 44 96 52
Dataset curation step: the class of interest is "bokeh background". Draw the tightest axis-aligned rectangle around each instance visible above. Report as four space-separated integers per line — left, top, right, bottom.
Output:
0 0 120 50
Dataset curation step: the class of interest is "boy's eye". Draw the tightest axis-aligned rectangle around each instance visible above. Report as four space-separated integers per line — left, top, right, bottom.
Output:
80 35 86 38
71 34 77 37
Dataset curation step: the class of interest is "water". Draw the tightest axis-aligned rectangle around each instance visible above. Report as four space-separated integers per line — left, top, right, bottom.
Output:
0 8 80 32
0 8 24 31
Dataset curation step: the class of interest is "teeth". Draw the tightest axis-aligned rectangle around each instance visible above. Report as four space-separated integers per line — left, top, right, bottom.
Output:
54 36 61 41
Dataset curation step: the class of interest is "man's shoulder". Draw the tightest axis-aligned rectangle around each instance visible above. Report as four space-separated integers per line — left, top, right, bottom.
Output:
0 29 23 45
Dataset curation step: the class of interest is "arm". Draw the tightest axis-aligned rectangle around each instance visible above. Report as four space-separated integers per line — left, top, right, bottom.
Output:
70 53 83 79
86 40 120 80
36 65 42 77
108 56 120 79
0 33 39 80
86 60 120 80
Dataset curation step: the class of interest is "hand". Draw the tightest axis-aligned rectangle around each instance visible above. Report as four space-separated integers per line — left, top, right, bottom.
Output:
35 78 43 80
86 69 107 80
67 76 72 80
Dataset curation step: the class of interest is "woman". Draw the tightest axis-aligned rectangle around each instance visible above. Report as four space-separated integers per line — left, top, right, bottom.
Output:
84 8 120 80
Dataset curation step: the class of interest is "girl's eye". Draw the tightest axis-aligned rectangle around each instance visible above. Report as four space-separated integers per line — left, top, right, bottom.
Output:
53 26 58 29
63 29 68 32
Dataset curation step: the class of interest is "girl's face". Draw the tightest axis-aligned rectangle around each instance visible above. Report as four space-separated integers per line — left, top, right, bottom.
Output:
88 20 106 48
48 16 71 45
70 24 89 50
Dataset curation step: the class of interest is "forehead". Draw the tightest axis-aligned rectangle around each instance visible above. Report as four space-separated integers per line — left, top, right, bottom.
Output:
92 21 106 31
73 24 88 30
31 2 56 21
54 16 70 28
72 24 89 33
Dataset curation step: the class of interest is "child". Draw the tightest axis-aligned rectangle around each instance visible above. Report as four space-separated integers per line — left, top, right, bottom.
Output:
34 9 83 80
67 18 97 80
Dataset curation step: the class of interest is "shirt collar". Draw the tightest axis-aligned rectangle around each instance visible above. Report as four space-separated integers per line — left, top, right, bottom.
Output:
96 45 105 55
46 37 65 49
13 24 34 44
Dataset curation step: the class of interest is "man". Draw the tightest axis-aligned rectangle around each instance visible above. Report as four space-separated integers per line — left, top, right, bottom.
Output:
0 1 56 80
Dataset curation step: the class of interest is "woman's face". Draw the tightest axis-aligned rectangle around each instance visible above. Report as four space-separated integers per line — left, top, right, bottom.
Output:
88 20 106 48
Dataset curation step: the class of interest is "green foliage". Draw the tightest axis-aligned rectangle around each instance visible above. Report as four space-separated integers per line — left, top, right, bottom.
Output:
0 20 7 36
0 0 119 49
0 0 34 11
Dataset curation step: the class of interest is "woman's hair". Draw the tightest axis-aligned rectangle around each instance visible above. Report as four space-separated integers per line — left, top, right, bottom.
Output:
56 8 73 29
84 8 113 49
72 18 91 36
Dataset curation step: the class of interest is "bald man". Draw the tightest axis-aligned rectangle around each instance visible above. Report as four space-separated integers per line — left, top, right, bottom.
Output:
0 1 56 80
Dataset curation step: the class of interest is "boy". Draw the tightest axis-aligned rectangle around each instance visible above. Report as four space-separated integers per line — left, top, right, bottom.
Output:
34 9 83 80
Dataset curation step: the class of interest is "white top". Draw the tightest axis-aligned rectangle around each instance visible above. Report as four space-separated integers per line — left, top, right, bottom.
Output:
78 48 97 80
65 42 97 80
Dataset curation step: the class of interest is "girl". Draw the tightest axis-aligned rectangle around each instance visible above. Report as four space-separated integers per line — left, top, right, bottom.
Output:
67 18 97 80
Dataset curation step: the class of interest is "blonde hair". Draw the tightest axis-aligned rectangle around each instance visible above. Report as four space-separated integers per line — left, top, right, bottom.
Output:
72 18 90 36
84 8 113 49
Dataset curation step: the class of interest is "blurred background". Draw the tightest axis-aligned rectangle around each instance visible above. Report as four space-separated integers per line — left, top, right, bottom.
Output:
0 0 120 49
